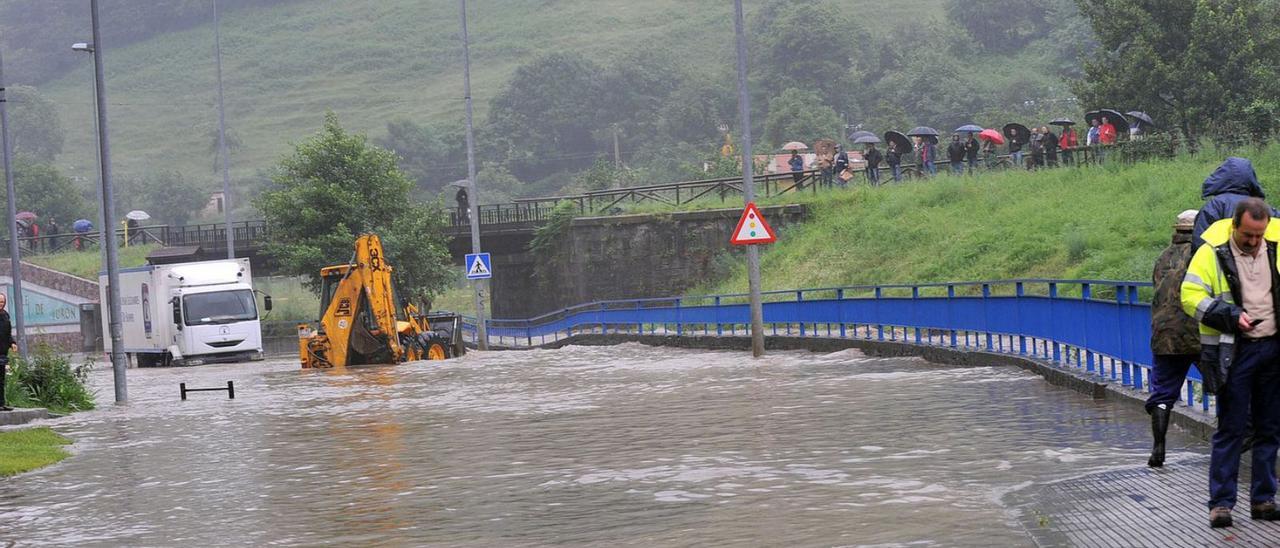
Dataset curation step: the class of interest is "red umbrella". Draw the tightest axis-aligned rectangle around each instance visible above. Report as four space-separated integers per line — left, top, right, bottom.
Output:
978 128 1005 145
14 211 36 222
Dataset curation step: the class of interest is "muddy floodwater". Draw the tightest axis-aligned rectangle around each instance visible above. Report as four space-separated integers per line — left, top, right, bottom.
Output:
0 344 1206 546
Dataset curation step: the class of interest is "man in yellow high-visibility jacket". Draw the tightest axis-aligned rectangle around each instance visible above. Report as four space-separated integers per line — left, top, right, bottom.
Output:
1181 197 1280 528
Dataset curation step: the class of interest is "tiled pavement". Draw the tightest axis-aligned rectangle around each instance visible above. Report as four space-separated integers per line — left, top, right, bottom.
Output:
1011 456 1280 547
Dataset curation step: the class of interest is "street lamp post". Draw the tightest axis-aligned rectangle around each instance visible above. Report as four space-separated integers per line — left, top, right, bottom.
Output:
0 48 28 360
80 0 128 403
213 0 234 260
458 0 488 350
732 0 766 357
71 43 109 310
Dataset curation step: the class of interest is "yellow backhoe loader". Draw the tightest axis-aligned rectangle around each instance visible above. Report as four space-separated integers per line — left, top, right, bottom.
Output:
298 234 461 368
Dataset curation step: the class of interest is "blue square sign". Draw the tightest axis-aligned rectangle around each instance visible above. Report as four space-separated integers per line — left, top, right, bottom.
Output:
464 252 492 279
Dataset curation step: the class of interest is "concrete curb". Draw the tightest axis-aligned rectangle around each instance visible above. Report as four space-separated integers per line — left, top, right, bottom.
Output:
499 333 1218 440
0 408 50 426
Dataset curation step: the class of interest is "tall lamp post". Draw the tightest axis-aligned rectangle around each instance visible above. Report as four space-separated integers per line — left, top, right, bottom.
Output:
213 0 234 259
0 48 28 360
458 0 488 350
76 0 127 404
732 0 766 357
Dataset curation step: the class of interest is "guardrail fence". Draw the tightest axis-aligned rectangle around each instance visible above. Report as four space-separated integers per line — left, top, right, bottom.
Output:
459 278 1211 414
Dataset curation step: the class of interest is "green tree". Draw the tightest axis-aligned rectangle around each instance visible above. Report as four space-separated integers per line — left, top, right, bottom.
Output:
6 86 64 162
375 119 466 198
1072 0 1280 140
472 162 523 204
945 0 1049 53
763 88 842 148
7 158 90 233
749 0 870 113
255 112 452 302
485 53 606 181
115 169 209 227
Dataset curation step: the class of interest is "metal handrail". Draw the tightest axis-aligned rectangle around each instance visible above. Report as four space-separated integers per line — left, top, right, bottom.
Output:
457 278 1197 413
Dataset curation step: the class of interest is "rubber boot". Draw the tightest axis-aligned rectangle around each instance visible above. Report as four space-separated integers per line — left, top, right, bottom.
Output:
1149 405 1170 468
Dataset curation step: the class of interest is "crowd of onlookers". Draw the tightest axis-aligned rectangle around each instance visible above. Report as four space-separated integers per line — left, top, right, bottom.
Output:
796 114 1143 188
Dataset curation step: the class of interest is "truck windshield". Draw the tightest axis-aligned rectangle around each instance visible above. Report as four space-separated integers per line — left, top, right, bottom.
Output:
183 290 258 326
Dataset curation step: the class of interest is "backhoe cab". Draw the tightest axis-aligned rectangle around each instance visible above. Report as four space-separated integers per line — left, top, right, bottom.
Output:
299 234 460 368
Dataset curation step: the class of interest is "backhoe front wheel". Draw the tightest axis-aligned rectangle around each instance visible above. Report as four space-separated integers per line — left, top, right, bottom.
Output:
416 333 451 360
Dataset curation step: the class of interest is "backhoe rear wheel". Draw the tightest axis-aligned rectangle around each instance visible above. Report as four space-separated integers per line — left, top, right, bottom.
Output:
427 341 448 360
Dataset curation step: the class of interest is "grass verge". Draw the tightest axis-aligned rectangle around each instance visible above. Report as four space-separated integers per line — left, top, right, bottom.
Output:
0 427 72 477
24 244 157 280
705 144 1280 294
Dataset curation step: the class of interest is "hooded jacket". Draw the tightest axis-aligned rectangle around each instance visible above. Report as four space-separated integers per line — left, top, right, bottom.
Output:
1194 157 1266 248
1181 218 1280 393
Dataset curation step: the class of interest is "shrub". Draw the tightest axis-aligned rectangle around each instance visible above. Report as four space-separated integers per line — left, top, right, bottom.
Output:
3 344 95 413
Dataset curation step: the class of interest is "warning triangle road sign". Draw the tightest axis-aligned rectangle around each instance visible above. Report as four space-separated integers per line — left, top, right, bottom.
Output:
730 202 777 245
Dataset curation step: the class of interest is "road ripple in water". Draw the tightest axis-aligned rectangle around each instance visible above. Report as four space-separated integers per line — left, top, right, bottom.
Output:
0 343 1205 546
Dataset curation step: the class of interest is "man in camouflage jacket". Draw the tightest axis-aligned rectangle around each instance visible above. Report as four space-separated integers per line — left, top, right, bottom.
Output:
1147 209 1201 468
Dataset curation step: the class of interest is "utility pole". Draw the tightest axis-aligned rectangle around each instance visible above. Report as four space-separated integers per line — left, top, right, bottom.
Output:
733 0 765 357
0 49 27 359
459 0 488 350
89 0 128 403
213 0 234 259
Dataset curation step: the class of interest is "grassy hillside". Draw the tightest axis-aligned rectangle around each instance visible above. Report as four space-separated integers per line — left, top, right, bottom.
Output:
709 146 1280 293
34 0 952 199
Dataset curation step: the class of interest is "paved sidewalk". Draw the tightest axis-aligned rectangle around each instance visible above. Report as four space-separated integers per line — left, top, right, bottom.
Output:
1009 455 1280 546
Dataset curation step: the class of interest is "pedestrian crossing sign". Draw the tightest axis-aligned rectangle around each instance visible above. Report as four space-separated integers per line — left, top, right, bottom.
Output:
730 202 777 245
465 252 492 279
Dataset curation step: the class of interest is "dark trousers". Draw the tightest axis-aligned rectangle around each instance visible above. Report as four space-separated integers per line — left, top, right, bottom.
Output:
1209 337 1280 509
0 354 7 409
1147 353 1196 412
866 167 879 185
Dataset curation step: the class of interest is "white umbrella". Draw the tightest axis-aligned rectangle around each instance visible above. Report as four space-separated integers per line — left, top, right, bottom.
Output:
780 141 808 151
125 210 151 221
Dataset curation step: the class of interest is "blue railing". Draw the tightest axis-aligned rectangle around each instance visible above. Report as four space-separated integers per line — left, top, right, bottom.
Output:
458 279 1211 413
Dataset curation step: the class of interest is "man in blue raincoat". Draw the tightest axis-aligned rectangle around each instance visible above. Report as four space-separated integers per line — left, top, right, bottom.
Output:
1194 157 1276 249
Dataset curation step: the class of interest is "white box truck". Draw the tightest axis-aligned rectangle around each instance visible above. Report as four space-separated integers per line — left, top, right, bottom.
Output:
99 258 271 367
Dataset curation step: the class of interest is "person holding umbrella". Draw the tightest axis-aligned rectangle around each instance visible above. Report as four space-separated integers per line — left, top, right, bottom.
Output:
947 135 966 175
1099 116 1118 145
1043 126 1059 168
918 136 938 177
886 141 902 182
863 142 882 186
1059 124 1079 166
788 150 805 189
964 134 980 173
1087 118 1100 146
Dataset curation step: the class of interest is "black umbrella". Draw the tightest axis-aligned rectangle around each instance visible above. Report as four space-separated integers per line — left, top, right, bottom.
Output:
1085 109 1129 134
884 130 912 152
907 126 939 137
1126 111 1154 127
1049 118 1075 126
848 130 876 142
1003 123 1031 145
954 124 984 134
853 135 881 144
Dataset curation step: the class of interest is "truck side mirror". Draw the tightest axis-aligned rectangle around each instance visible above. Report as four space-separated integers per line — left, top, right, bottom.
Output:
171 298 182 331
263 295 273 311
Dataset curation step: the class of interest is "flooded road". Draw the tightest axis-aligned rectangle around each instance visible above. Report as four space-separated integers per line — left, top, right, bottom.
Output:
0 344 1206 546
